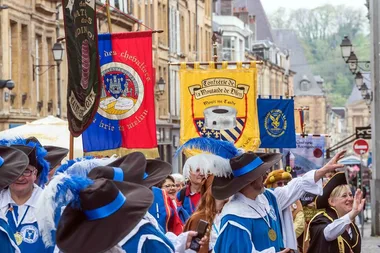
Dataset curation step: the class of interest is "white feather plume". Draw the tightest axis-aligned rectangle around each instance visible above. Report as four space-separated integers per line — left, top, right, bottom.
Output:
36 173 69 247
183 154 232 179
64 157 117 177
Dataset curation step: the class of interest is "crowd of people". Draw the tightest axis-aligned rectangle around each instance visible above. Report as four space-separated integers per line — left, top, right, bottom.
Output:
0 137 366 253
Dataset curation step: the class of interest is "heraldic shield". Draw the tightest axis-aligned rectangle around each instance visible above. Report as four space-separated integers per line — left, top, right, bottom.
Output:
180 62 261 152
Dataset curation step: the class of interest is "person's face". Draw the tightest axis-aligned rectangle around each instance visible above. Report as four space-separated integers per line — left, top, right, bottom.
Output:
174 180 184 193
329 189 354 216
252 174 265 194
10 165 37 195
162 179 177 200
189 168 205 185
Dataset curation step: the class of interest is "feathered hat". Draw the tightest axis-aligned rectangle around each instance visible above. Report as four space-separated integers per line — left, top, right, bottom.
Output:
26 137 69 170
176 138 240 180
264 169 292 188
0 137 50 187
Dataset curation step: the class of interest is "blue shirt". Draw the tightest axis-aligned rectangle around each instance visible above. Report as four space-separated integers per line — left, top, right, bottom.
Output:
214 190 284 252
0 217 19 253
121 221 175 253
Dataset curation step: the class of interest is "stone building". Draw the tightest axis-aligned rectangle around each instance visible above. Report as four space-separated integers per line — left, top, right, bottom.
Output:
273 29 327 135
0 0 212 170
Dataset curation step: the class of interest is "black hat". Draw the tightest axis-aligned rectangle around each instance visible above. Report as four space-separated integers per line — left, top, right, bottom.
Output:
88 152 147 183
26 137 68 171
89 153 172 188
212 152 282 200
44 146 69 170
315 172 347 209
56 178 153 253
0 146 29 189
11 145 38 170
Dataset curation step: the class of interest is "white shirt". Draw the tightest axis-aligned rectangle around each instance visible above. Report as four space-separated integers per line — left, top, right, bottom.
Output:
323 213 353 241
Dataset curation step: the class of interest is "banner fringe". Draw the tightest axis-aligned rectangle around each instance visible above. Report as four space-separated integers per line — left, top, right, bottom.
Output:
84 147 159 159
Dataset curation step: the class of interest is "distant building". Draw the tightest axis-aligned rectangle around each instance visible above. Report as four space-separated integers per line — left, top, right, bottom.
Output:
273 29 327 134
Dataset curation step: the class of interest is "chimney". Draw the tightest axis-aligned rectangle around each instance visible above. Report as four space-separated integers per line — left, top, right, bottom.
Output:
220 0 233 15
233 6 249 24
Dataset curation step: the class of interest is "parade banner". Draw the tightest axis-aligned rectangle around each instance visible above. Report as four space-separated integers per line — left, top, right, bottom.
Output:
63 0 101 137
82 32 158 158
257 97 296 148
180 62 260 151
282 134 325 176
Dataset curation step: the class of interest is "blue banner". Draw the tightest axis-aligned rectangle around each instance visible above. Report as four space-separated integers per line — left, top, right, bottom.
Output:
257 97 296 148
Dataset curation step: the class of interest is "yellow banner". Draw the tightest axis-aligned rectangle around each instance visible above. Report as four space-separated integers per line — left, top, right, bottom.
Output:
180 62 260 151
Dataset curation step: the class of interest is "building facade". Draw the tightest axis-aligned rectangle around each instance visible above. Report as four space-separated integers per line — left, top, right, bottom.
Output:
0 0 212 171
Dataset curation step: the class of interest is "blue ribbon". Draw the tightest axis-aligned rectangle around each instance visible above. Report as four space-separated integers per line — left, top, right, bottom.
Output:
232 157 264 177
113 167 124 181
84 191 126 220
143 172 148 180
0 157 3 167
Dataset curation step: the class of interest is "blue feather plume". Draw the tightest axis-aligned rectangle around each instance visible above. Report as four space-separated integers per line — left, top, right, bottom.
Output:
36 173 94 247
0 137 50 187
175 137 242 159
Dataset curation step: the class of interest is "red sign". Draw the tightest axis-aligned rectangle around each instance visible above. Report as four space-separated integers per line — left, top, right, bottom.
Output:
353 139 369 155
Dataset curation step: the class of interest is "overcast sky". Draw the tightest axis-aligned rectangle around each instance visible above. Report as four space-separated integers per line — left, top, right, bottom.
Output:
262 0 367 14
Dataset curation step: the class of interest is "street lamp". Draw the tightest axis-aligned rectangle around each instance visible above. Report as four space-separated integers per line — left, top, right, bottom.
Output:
156 77 166 95
360 83 369 98
52 42 64 62
340 36 353 61
355 71 364 89
0 80 15 90
347 51 358 74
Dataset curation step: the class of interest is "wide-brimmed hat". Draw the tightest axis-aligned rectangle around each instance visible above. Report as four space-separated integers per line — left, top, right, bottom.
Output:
26 137 68 171
44 146 69 170
0 146 29 189
315 172 347 209
143 159 172 188
11 145 38 170
88 152 147 184
56 178 153 253
212 152 282 200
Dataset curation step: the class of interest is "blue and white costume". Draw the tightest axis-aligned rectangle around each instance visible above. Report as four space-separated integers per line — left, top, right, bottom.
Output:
0 212 20 253
0 185 54 253
214 170 323 252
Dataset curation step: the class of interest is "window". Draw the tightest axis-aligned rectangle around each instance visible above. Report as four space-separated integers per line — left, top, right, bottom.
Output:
100 0 129 13
299 80 311 91
222 37 235 61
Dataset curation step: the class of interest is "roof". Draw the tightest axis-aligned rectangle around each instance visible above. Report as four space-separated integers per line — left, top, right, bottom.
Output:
346 72 371 105
331 107 346 118
233 0 274 41
272 29 324 96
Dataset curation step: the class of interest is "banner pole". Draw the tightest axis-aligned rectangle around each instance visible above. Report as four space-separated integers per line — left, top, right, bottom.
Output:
69 134 74 159
105 0 113 33
168 61 263 66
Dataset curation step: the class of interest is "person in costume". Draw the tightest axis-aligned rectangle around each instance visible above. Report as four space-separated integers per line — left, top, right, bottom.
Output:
306 172 364 253
0 138 54 252
265 169 305 252
85 153 209 252
183 175 228 253
25 137 69 181
211 150 346 253
160 175 179 202
0 146 30 253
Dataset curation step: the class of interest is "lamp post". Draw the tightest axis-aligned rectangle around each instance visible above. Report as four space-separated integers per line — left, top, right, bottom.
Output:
156 77 166 95
340 36 352 61
52 42 64 118
355 72 364 89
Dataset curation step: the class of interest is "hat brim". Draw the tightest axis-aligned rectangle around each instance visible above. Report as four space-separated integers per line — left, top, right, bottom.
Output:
0 146 29 189
11 145 38 170
143 159 172 188
315 172 347 209
44 146 69 170
212 153 282 200
104 152 147 183
56 181 153 253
